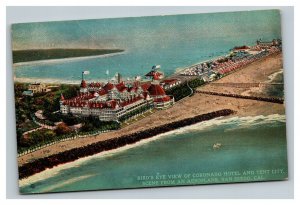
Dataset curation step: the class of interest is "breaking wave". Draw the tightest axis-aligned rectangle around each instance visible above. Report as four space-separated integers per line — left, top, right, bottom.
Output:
19 114 286 190
156 114 286 137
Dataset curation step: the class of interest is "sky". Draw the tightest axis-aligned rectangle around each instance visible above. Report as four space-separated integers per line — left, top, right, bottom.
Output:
11 9 282 50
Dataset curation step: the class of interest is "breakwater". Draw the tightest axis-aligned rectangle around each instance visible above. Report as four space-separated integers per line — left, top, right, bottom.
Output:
18 109 235 179
195 91 284 104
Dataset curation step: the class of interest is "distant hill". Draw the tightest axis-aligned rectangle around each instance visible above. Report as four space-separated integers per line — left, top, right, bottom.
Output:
12 48 124 63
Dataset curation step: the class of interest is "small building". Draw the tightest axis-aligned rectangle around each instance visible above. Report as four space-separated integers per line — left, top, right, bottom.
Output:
147 82 174 109
256 39 281 49
160 79 181 90
209 73 217 81
145 67 175 109
201 75 210 82
28 83 48 94
145 65 164 80
22 90 33 96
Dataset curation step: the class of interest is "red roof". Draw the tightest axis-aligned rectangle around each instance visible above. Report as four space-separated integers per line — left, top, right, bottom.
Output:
66 101 88 107
89 102 106 109
120 96 143 107
63 93 94 104
142 91 149 99
64 95 145 109
154 73 162 80
147 83 166 96
116 82 127 92
88 82 102 87
103 82 115 91
120 87 127 92
145 71 163 80
98 88 108 96
162 79 178 85
106 100 117 109
128 86 138 93
140 82 151 91
80 80 87 88
133 81 142 88
154 96 171 103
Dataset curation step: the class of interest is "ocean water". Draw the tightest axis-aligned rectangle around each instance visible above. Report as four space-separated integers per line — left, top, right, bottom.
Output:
19 114 288 194
12 10 282 82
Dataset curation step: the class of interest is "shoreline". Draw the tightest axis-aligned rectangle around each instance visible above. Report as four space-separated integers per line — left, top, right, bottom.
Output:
14 77 81 85
17 52 285 167
19 114 226 188
13 76 150 85
13 51 125 67
18 109 235 180
19 113 286 188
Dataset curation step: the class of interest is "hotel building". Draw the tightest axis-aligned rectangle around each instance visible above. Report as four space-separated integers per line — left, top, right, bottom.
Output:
60 67 174 121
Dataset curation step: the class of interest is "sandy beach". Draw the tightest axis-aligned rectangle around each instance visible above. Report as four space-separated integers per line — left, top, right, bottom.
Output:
198 53 284 96
17 52 285 166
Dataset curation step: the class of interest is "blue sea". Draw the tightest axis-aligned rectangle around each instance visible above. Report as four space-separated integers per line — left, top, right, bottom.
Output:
19 114 288 194
12 10 282 83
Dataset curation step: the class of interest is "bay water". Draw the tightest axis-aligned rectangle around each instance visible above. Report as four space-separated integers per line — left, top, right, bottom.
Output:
12 10 281 83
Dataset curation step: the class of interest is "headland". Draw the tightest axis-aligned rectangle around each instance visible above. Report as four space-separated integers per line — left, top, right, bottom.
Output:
13 48 124 64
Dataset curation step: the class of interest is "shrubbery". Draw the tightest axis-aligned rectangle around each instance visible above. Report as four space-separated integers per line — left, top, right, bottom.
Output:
188 78 205 89
166 78 205 101
119 104 152 122
80 117 120 133
166 83 191 101
20 129 56 148
59 113 81 126
17 117 121 153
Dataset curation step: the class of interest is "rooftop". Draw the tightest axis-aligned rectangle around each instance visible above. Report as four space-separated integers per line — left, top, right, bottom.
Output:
148 83 166 96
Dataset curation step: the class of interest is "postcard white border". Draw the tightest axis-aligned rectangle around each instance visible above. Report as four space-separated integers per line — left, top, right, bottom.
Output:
2 1 298 203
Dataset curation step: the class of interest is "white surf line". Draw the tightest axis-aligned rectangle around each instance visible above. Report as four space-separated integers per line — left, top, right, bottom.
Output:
19 116 227 187
36 174 95 193
19 114 286 187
